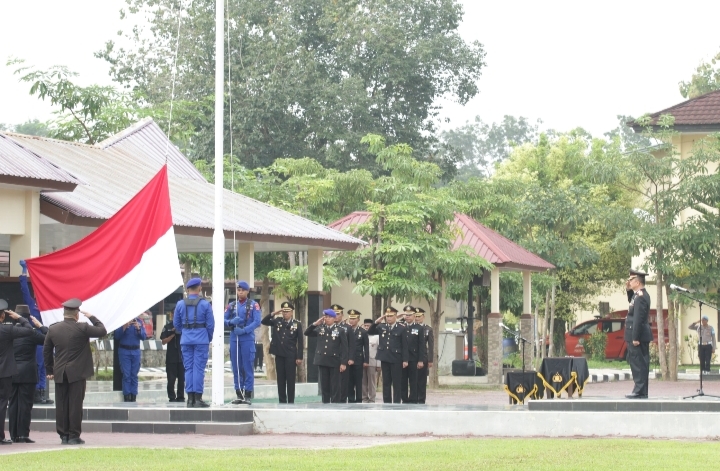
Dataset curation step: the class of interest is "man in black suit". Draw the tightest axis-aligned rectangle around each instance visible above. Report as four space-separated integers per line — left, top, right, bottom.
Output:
401 305 426 404
0 299 34 445
43 299 107 445
304 309 348 403
261 301 303 403
415 307 434 404
368 306 408 404
625 269 652 399
160 313 184 402
345 309 369 403
9 305 48 443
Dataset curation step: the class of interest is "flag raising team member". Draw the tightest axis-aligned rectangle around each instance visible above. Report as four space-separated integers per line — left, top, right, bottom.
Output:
225 281 261 405
114 315 147 402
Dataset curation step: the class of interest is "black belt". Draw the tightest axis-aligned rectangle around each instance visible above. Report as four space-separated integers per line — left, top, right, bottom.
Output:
184 323 206 329
119 344 140 350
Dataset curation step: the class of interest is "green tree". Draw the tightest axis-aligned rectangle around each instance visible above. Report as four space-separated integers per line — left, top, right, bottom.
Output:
98 0 485 174
679 51 720 99
8 119 49 137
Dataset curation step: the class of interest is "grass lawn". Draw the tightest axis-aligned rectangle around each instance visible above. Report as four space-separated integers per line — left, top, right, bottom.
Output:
4 438 720 470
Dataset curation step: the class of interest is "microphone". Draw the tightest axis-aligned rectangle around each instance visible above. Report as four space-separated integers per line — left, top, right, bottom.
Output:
670 284 690 293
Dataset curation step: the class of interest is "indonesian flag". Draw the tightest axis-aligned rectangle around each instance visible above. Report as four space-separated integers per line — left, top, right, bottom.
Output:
25 165 183 332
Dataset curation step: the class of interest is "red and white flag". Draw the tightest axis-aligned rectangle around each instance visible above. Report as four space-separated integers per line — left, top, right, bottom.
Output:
25 165 183 332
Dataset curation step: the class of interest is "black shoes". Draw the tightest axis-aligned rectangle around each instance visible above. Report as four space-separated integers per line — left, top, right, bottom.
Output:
195 394 210 408
0 439 12 445
34 388 53 405
232 389 251 405
67 438 85 445
12 437 35 443
61 435 69 445
625 393 648 399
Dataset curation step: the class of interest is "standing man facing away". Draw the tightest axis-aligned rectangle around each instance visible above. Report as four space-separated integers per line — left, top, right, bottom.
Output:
0 300 34 445
174 278 214 408
362 318 380 403
304 309 348 403
9 305 47 443
43 299 107 445
368 306 408 404
346 309 369 403
114 315 147 402
625 269 652 399
224 281 262 405
261 301 303 403
18 260 53 405
689 315 716 374
160 312 184 402
415 307 434 404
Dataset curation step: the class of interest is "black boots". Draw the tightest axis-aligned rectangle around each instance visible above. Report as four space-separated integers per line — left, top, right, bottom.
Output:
232 389 251 405
187 393 195 408
123 394 136 402
195 393 210 408
34 389 53 405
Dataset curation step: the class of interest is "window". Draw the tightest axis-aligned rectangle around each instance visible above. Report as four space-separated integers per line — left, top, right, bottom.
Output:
0 251 9 277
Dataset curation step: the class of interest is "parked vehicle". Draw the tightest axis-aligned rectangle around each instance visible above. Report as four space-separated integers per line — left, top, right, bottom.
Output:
565 309 669 360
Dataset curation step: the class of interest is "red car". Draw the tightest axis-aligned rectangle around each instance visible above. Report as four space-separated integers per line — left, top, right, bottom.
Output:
565 309 669 360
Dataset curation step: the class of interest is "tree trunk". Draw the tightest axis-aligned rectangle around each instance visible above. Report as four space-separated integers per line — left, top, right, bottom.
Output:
372 294 383 320
297 295 308 383
429 278 444 389
533 303 540 366
260 276 276 381
655 270 668 378
541 291 549 360
288 252 296 269
549 284 556 357
183 260 192 286
665 283 678 381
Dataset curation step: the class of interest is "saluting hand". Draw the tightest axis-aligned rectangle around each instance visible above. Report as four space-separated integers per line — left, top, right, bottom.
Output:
5 310 21 320
30 316 43 328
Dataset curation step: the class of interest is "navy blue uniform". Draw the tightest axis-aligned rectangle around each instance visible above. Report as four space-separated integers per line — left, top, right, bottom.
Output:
114 318 147 398
224 298 261 394
19 275 46 394
174 296 214 396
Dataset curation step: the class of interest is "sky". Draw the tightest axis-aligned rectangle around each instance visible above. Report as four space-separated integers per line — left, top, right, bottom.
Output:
1 0 719 138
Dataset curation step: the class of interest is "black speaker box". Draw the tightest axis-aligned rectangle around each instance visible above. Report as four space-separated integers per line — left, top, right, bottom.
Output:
452 360 476 376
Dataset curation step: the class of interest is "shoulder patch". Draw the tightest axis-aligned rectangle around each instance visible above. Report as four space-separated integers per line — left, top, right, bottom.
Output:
636 291 643 297
254 302 260 310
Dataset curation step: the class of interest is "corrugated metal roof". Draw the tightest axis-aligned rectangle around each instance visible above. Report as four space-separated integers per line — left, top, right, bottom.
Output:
6 120 364 250
0 133 82 189
328 211 555 272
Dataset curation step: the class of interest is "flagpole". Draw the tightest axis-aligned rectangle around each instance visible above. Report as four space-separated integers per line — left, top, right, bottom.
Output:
211 0 225 406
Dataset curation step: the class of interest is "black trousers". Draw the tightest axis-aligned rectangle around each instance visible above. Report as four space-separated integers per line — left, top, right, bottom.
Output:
627 341 650 396
9 382 35 439
401 362 419 403
339 369 349 403
699 344 713 372
319 365 341 403
417 365 429 404
166 361 185 400
0 377 12 440
55 377 87 440
347 363 364 403
255 344 264 370
381 361 403 403
275 355 297 403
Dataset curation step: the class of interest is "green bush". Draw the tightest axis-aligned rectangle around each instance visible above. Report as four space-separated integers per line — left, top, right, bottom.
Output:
584 331 607 361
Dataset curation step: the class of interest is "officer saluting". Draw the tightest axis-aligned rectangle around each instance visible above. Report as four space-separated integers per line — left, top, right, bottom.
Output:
304 309 348 403
331 304 353 402
174 278 214 408
346 309 369 403
261 301 303 403
401 305 426 404
368 306 408 404
415 307 433 404
625 269 652 399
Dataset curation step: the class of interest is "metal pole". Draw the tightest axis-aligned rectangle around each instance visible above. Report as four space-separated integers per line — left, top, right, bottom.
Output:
211 0 225 406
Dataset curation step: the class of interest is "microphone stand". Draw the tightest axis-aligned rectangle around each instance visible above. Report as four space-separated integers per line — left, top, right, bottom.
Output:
675 290 720 400
501 324 530 372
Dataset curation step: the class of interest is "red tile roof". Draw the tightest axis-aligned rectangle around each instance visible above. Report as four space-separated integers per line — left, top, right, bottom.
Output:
635 89 720 129
328 211 554 272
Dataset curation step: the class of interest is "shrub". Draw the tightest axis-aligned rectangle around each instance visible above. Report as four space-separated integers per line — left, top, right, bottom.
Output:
585 331 607 361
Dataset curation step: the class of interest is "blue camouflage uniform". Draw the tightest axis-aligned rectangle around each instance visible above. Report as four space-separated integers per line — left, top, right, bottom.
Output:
224 284 261 395
18 264 47 396
114 317 147 399
174 280 214 397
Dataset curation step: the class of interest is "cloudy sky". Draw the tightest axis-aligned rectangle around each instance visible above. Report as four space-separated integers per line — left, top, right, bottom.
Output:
1 0 719 137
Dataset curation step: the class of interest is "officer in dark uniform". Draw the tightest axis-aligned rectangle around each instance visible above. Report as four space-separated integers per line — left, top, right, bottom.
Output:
0 300 34 445
160 312 184 402
174 278 215 408
9 305 47 443
114 315 147 402
368 306 408 404
346 309 369 403
331 304 353 402
43 299 107 445
401 305 426 404
304 309 348 403
415 307 434 404
625 269 652 399
261 301 303 403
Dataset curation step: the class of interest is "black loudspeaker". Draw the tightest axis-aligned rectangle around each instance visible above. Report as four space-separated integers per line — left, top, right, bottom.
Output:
452 360 477 376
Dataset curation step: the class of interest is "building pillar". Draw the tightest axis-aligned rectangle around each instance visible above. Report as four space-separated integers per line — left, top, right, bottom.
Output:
237 243 254 287
9 190 39 276
306 249 324 383
520 270 533 370
487 268 502 384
